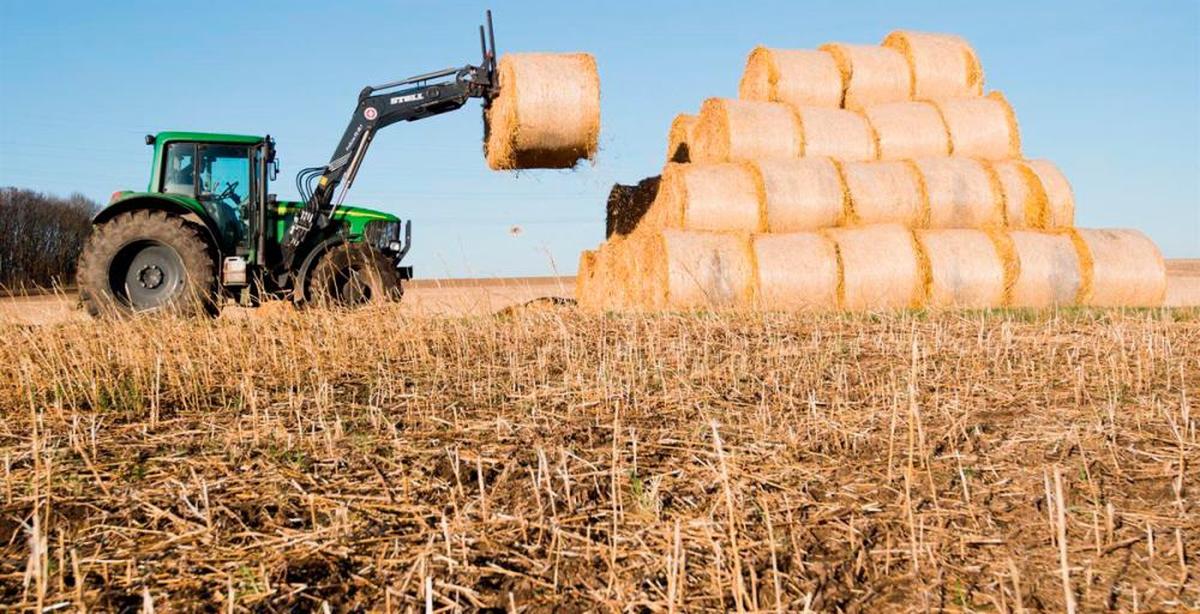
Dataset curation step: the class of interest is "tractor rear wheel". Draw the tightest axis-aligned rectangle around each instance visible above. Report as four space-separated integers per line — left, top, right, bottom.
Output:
77 210 217 317
304 243 402 308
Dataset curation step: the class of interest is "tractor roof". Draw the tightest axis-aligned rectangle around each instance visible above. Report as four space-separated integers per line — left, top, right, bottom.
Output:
154 131 263 145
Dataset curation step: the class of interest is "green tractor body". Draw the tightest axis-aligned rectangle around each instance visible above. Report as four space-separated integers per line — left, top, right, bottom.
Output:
80 131 409 315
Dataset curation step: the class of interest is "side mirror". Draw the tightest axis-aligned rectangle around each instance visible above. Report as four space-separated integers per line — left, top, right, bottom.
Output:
271 158 280 181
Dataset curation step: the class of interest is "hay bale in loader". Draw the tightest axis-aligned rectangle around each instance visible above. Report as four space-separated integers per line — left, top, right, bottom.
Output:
485 53 601 170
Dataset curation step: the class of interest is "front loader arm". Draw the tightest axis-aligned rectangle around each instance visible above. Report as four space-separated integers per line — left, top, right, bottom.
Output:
280 11 499 278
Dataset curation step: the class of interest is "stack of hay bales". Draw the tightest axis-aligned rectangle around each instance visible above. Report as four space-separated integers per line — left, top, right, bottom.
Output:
578 31 1167 311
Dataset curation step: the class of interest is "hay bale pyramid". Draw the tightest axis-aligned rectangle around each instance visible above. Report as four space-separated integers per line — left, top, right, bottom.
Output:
578 31 1167 312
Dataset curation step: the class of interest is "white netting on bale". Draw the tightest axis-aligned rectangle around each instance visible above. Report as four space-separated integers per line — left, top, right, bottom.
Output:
1009 231 1083 307
755 158 847 232
912 157 1004 228
934 92 1021 160
840 161 925 226
915 229 1007 308
752 232 840 311
691 98 802 163
484 53 600 170
738 47 844 108
862 101 950 160
882 31 984 99
826 224 923 310
637 230 756 310
1075 228 1166 307
644 163 762 232
819 43 912 111
795 106 877 161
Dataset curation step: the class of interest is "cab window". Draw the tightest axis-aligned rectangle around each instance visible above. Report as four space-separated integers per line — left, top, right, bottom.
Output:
198 145 251 245
161 143 195 196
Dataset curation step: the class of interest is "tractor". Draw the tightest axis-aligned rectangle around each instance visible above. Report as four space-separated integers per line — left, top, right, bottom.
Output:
77 13 500 316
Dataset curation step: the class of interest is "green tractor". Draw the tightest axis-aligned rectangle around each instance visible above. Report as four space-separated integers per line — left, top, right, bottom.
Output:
78 14 500 316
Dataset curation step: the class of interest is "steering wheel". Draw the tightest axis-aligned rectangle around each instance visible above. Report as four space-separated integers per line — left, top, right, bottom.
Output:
216 181 241 205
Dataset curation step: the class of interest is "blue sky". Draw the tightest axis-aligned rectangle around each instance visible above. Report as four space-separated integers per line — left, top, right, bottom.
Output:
1 0 1196 277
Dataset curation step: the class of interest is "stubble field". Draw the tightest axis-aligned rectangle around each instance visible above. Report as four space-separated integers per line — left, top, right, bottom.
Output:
1 305 1197 611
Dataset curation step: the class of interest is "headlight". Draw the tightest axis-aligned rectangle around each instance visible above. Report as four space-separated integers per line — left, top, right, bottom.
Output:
364 220 401 249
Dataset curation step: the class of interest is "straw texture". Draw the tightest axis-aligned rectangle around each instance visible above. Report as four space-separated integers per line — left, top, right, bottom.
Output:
1026 160 1075 228
645 163 761 232
666 114 698 163
739 47 844 108
990 160 1048 228
916 229 1007 308
1076 229 1167 307
692 98 802 163
934 92 1021 160
756 158 847 231
484 53 600 170
820 43 913 111
1009 231 1082 307
825 224 924 310
641 230 756 310
840 161 925 226
753 232 839 310
912 158 1004 228
795 106 878 161
882 31 984 99
862 101 951 160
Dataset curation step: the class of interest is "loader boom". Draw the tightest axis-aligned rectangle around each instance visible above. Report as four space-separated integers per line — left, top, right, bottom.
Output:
280 11 500 276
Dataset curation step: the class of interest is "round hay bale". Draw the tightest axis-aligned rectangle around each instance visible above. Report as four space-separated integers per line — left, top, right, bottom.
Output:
755 158 847 231
934 91 1021 160
752 233 839 310
484 53 600 170
638 230 756 310
1075 228 1166 307
666 113 698 163
825 224 924 310
738 47 844 108
646 163 762 232
840 161 925 226
819 43 912 111
911 158 1004 228
882 31 984 99
862 101 950 160
795 106 877 161
1026 160 1075 228
692 98 803 163
1008 231 1082 307
915 229 1006 308
989 160 1048 228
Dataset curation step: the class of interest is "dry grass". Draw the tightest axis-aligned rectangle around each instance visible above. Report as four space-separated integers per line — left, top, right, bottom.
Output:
1 306 1197 611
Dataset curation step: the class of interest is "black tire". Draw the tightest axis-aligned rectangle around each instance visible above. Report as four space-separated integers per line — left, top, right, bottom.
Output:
304 243 402 308
77 210 217 317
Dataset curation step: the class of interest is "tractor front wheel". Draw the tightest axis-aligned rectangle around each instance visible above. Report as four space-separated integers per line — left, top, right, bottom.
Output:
77 211 217 317
304 243 402 308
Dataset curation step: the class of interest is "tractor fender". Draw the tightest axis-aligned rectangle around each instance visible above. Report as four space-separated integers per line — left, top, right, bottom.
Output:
94 194 225 257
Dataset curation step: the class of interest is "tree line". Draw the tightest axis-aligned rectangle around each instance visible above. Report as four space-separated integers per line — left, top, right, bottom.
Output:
0 187 97 289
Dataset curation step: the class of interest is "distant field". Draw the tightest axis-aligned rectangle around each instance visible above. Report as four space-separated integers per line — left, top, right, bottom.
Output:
1 308 1196 610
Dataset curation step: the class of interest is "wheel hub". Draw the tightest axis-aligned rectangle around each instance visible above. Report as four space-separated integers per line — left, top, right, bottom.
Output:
138 265 165 289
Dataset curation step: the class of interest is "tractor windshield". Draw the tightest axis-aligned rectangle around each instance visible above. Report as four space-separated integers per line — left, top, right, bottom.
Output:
197 145 250 246
160 142 252 247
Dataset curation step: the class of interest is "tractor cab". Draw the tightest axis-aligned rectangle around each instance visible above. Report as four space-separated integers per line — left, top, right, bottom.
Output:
146 132 271 258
